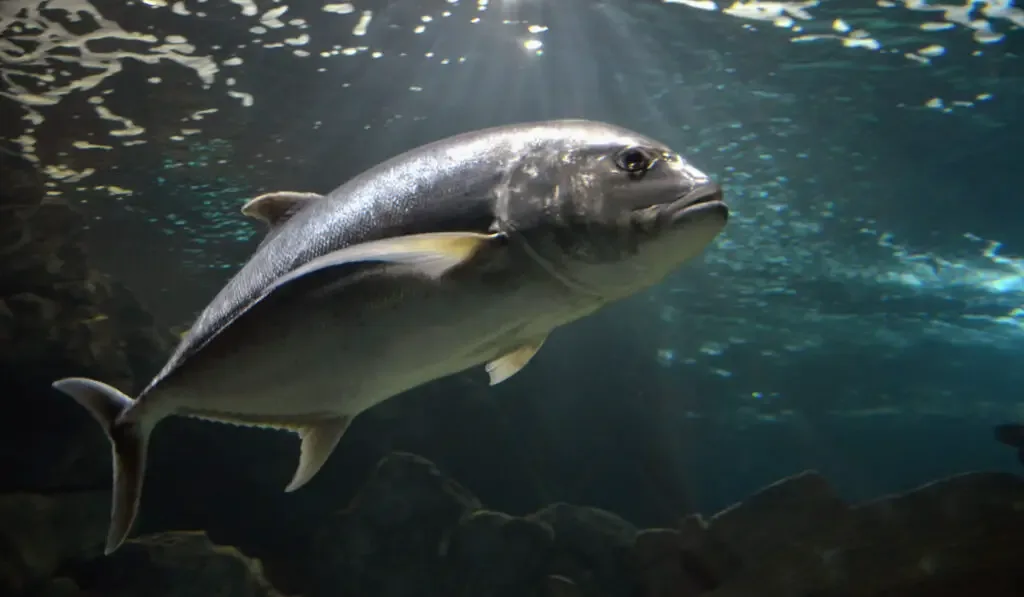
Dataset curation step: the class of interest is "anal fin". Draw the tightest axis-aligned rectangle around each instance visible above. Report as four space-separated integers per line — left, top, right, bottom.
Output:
485 335 548 385
284 416 352 492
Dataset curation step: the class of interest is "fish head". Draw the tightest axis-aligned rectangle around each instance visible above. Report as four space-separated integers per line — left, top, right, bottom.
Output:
499 123 728 297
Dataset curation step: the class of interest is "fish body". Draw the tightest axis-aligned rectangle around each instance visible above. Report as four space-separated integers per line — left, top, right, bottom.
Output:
52 119 728 554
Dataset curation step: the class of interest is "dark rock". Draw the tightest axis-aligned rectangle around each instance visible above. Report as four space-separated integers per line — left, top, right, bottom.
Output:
631 517 739 597
77 532 288 597
837 472 1024 597
4 446 1024 597
529 503 638 597
0 492 107 595
0 493 289 597
0 153 175 494
32 577 81 597
697 470 857 596
992 423 1024 466
545 574 582 597
308 451 482 597
701 470 1024 597
633 528 710 597
675 514 741 583
709 470 854 563
442 509 555 597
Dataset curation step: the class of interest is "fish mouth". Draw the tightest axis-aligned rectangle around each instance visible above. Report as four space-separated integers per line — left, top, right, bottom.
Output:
667 182 727 223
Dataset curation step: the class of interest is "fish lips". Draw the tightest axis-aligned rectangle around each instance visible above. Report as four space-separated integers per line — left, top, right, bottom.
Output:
667 182 728 224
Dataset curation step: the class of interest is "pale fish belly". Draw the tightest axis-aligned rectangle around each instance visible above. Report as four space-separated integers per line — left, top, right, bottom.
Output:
148 268 598 422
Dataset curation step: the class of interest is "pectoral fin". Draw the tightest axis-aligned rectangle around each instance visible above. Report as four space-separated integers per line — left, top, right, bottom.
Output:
266 231 505 295
242 191 324 228
284 416 352 492
486 336 548 385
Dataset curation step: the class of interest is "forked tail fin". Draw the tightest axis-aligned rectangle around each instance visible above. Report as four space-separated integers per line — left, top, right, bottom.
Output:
52 377 150 554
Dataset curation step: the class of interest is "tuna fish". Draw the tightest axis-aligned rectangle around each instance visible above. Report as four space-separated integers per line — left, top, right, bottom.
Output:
52 119 728 554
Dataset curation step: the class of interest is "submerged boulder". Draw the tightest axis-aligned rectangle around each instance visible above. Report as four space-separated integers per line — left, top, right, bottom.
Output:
2 448 1023 597
0 154 174 495
0 491 287 597
701 470 1024 597
442 509 555 597
631 517 740 597
290 453 1024 597
308 451 482 597
77 531 288 597
528 502 638 597
0 491 107 594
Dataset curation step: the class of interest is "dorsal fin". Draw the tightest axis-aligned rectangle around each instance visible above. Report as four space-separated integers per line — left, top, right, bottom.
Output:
241 191 323 228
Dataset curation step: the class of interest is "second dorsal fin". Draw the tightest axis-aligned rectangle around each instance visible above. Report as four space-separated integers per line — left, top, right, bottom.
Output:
241 191 324 228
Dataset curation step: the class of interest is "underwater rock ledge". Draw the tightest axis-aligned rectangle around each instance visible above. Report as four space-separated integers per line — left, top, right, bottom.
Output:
0 152 176 494
3 453 1022 597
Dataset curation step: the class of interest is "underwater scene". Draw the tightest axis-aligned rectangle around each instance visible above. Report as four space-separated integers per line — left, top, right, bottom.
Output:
1 0 1023 595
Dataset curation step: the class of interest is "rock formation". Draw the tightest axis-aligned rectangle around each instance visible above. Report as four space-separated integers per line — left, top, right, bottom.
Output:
0 150 175 495
2 451 1022 597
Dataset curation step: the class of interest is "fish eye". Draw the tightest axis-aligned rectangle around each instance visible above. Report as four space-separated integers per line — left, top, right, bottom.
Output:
615 147 653 174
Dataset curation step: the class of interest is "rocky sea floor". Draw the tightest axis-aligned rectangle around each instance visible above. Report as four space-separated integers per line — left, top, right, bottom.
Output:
4 454 1023 597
